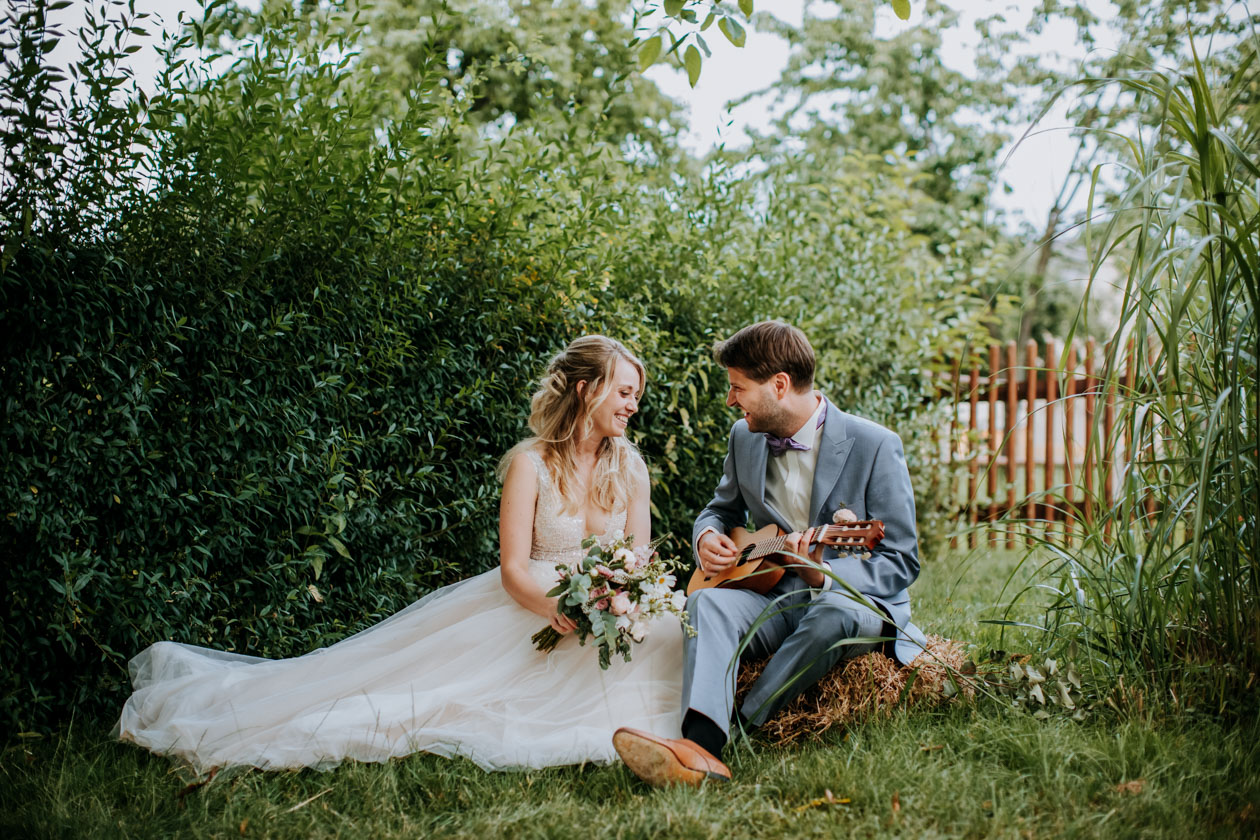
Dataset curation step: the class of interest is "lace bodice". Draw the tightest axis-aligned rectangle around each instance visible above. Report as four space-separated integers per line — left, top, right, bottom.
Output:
525 448 626 570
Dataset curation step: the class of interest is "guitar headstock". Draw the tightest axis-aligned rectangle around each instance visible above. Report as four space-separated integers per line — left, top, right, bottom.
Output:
817 520 884 559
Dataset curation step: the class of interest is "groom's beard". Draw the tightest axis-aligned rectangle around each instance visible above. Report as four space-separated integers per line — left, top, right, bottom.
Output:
745 398 795 438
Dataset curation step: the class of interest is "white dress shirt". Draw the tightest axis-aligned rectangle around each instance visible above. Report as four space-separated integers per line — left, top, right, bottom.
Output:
764 395 825 532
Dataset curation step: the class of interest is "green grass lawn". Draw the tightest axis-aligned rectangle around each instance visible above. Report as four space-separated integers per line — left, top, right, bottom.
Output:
4 550 1257 839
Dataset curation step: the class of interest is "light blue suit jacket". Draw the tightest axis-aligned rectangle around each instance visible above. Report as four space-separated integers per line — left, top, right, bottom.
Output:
692 396 927 664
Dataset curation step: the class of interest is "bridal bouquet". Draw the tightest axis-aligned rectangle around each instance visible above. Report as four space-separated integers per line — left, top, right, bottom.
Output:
531 533 691 669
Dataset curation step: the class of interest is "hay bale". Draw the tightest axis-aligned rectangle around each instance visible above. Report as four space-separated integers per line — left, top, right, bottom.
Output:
735 634 969 745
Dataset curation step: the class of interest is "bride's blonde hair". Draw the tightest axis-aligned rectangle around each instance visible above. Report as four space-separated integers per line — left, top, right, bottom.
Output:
500 335 646 514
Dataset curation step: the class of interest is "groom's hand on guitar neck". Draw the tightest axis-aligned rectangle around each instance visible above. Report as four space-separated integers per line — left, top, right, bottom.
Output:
781 527 828 588
697 531 739 574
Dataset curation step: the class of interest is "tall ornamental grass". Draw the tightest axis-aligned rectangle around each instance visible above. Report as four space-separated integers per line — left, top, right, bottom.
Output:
1011 39 1258 717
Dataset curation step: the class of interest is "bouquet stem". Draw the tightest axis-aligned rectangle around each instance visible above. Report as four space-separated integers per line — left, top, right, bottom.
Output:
532 626 561 653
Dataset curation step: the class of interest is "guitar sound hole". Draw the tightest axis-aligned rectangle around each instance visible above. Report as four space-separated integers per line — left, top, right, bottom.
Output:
737 548 754 566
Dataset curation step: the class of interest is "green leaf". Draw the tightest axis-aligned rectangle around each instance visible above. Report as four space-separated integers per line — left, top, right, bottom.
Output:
739 0 754 17
638 34 662 72
328 535 351 559
664 0 684 17
700 12 715 30
684 44 701 87
718 16 746 48
892 0 911 20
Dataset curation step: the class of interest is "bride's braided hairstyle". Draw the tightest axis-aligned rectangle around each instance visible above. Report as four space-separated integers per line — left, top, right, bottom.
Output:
500 335 645 515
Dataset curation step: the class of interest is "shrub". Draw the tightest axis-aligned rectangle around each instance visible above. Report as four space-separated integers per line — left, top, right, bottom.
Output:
0 0 995 731
593 150 996 558
1 0 624 730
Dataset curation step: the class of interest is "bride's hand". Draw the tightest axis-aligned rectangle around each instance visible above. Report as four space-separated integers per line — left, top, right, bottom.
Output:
549 604 578 635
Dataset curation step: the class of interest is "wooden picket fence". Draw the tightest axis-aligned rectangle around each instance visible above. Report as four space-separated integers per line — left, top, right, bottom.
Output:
945 336 1155 548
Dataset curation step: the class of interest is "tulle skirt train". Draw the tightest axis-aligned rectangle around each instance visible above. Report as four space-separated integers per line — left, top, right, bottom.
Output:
115 566 683 774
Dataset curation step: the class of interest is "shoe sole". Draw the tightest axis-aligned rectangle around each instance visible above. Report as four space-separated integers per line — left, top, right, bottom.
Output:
612 730 726 787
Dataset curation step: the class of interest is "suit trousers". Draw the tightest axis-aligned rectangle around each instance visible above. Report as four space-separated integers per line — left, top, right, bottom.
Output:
681 574 886 737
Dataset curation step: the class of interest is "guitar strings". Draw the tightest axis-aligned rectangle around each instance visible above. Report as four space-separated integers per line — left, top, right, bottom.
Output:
743 524 872 560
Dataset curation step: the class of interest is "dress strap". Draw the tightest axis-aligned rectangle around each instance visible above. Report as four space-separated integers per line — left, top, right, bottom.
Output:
523 447 551 493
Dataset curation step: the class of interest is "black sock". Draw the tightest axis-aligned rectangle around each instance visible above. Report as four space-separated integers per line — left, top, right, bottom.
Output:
682 710 727 758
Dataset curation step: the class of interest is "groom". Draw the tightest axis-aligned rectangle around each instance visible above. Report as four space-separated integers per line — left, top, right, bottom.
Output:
614 320 927 786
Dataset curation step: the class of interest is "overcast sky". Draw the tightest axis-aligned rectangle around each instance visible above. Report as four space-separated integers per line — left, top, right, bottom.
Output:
46 0 1105 232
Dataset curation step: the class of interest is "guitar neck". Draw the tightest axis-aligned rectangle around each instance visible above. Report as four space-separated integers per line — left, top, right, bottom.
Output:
743 523 878 560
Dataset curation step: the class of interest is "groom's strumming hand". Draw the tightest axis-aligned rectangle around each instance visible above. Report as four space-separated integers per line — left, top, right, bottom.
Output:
697 531 738 574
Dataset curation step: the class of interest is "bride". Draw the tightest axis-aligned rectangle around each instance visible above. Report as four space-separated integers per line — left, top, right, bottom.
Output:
115 335 683 773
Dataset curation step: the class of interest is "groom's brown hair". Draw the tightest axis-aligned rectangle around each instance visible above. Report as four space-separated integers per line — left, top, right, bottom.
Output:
714 320 815 392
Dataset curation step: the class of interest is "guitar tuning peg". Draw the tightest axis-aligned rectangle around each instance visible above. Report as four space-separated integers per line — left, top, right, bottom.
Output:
862 551 872 560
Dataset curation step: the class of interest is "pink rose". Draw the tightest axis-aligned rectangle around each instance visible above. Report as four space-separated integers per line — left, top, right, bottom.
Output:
594 598 610 611
610 592 632 615
590 585 609 599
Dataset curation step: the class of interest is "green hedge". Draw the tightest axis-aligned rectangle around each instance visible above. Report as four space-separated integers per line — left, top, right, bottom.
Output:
1 3 615 730
0 1 992 731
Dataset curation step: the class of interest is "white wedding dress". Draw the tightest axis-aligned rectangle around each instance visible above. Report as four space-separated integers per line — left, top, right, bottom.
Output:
115 449 683 773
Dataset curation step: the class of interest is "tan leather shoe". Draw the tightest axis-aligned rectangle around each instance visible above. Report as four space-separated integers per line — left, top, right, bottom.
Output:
612 727 731 787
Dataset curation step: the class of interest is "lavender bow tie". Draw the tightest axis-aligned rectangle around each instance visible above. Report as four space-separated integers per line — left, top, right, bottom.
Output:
765 434 810 457
765 401 827 457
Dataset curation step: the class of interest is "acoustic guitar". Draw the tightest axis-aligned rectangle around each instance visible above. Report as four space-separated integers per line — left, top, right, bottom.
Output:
686 520 885 596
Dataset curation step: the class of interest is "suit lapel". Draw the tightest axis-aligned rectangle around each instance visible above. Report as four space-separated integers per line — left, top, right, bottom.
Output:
808 398 854 526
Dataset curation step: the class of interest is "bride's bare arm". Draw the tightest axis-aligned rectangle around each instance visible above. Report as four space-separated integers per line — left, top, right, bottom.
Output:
499 452 577 633
626 454 652 550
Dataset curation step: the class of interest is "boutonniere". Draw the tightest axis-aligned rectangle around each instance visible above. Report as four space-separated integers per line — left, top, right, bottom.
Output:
831 506 857 524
